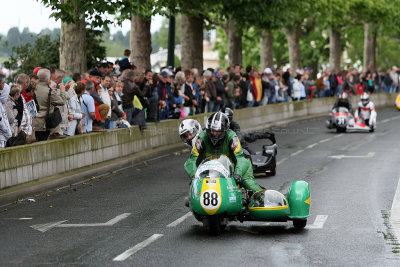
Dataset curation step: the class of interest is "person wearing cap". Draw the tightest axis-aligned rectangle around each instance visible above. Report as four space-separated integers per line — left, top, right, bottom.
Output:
33 67 41 76
157 70 173 120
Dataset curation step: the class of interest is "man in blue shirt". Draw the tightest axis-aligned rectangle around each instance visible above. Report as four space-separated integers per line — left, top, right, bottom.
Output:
81 81 96 133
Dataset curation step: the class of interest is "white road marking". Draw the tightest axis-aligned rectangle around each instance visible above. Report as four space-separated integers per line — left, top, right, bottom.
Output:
167 212 192 227
390 175 400 241
31 220 67 233
113 234 163 261
291 150 304 157
277 157 288 165
306 215 328 229
4 217 33 220
381 118 390 123
306 143 318 149
31 213 131 232
334 134 344 138
329 152 375 160
319 138 332 143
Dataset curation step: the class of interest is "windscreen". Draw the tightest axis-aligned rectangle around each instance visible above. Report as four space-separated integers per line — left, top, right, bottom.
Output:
195 155 233 179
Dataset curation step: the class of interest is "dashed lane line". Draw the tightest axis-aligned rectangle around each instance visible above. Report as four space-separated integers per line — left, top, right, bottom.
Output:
319 138 332 143
291 150 304 157
306 143 318 149
306 215 328 229
167 212 192 227
113 234 164 261
277 157 288 165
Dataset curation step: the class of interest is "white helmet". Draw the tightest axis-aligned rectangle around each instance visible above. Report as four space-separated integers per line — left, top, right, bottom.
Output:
179 119 202 147
360 92 369 106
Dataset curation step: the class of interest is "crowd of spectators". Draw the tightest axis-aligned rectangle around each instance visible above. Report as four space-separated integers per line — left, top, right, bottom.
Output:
0 47 398 149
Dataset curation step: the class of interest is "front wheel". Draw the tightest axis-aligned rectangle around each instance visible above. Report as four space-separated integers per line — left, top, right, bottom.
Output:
336 127 346 133
293 219 307 229
207 216 221 235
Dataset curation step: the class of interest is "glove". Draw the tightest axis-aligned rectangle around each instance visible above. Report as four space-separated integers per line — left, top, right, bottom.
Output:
233 174 242 185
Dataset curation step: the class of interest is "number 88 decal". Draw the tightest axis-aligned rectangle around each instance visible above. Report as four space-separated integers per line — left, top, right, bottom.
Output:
200 189 221 210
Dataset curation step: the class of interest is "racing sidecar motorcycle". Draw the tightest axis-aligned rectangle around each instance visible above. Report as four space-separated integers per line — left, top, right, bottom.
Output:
189 156 310 235
326 107 375 133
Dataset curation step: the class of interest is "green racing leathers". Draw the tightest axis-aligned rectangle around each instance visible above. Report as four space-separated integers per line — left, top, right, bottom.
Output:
184 129 262 192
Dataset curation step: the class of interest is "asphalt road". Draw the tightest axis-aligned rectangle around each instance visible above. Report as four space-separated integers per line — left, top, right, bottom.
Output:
1 107 400 266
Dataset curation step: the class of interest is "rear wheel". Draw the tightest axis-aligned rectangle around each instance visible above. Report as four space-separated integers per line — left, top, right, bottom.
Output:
293 219 307 229
208 216 221 235
268 166 276 176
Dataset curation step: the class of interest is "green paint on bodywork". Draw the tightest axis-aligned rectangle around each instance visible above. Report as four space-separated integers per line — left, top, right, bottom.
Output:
190 177 242 216
287 180 310 219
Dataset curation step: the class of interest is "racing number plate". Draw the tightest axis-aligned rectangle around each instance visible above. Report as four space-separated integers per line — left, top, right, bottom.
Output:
200 189 221 210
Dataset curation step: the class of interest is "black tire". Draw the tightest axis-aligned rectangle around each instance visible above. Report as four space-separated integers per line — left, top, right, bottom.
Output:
208 216 221 235
336 127 345 133
293 219 307 229
268 166 276 176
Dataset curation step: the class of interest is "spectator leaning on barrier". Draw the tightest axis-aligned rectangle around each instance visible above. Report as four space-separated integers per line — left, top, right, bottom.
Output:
157 70 173 120
21 81 37 144
33 68 67 141
64 80 84 136
122 70 147 129
107 86 124 129
0 75 12 148
99 75 112 129
81 81 96 133
6 85 26 146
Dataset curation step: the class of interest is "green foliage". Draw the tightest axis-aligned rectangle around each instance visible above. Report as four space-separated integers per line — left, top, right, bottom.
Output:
4 28 106 74
4 34 59 74
213 27 228 70
376 36 400 70
272 30 289 68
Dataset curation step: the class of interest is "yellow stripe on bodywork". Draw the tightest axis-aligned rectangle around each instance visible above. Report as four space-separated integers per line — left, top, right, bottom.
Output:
233 139 242 154
249 205 289 211
192 145 199 156
201 179 222 215
304 197 310 205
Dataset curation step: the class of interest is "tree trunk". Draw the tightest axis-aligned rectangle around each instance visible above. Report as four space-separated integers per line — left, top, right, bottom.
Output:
130 14 152 71
60 5 86 76
227 18 242 67
283 27 302 72
363 23 377 70
329 27 341 72
180 14 203 71
260 30 274 70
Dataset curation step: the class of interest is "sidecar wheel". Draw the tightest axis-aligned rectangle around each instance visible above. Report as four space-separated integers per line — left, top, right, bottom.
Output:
293 219 307 229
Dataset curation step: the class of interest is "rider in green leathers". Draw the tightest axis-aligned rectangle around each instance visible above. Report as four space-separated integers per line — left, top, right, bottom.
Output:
184 111 262 192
